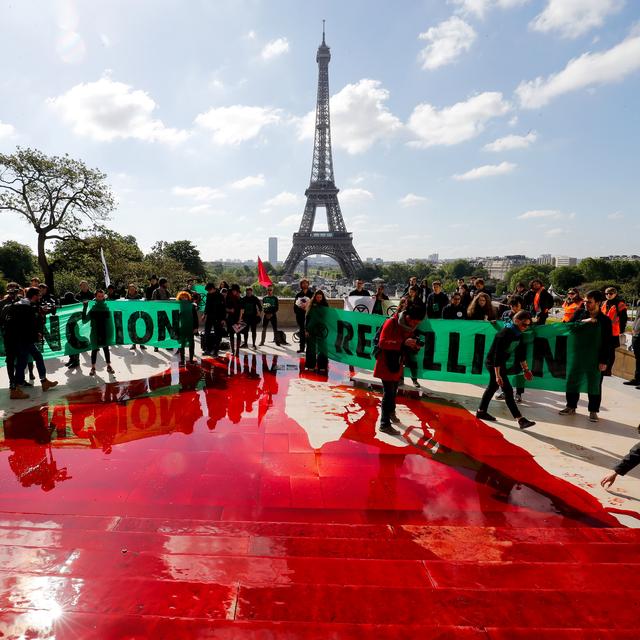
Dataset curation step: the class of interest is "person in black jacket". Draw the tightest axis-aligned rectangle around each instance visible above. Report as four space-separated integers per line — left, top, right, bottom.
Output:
145 275 159 301
476 310 536 429
601 437 640 488
203 282 225 356
9 287 58 395
176 291 199 365
559 290 616 422
240 286 262 349
294 279 312 353
523 278 554 325
442 292 466 320
348 279 370 297
426 280 449 319
1 283 26 399
225 284 243 355
81 289 115 376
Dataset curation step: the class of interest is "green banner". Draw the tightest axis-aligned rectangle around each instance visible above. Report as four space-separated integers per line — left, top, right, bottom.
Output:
308 307 602 394
0 300 195 365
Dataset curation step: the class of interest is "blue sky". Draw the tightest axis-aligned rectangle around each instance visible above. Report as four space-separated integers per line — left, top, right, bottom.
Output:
1 0 638 262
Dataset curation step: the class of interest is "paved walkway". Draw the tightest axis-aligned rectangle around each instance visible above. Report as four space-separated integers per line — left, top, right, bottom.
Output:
1 333 639 637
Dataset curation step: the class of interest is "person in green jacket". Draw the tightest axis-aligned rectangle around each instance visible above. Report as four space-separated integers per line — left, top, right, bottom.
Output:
260 285 280 345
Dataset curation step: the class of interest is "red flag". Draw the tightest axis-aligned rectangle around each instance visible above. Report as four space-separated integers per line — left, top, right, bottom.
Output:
257 256 273 287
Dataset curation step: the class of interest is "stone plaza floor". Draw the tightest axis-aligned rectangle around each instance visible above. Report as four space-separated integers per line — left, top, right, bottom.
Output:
0 335 639 638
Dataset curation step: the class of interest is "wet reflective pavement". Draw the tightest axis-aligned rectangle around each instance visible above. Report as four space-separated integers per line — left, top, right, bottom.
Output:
1 353 639 638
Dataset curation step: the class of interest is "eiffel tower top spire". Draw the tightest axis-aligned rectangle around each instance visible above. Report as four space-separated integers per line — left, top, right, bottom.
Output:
310 21 335 188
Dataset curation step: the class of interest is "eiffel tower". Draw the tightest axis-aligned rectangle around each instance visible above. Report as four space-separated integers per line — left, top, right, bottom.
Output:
282 24 363 278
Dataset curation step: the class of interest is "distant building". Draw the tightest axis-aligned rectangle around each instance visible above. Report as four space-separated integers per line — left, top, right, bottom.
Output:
483 255 530 280
554 256 577 267
428 253 439 263
268 237 278 265
537 254 554 266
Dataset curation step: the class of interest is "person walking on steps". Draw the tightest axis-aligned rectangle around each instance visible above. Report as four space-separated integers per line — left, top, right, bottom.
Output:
476 310 536 430
240 286 262 349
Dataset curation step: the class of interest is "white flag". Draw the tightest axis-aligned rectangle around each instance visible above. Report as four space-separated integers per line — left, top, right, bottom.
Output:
100 247 111 287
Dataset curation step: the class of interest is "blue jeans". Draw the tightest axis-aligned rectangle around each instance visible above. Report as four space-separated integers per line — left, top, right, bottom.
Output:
16 343 46 383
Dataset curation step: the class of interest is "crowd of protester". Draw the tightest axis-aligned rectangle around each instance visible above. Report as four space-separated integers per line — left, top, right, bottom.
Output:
1 271 638 488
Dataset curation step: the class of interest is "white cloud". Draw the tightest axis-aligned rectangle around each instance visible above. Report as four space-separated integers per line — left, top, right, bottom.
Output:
340 188 374 205
418 17 476 70
0 121 16 139
47 75 189 143
100 33 111 47
399 193 428 207
517 209 577 220
278 213 301 227
408 92 510 147
261 37 290 60
450 0 529 19
531 0 624 39
516 33 640 109
545 227 567 236
484 131 537 151
246 30 256 40
195 105 281 144
297 79 402 154
453 161 516 180
263 191 301 211
607 211 624 220
172 186 225 201
230 174 266 190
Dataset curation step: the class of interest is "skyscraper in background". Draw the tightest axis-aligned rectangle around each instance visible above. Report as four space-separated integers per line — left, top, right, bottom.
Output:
268 237 278 265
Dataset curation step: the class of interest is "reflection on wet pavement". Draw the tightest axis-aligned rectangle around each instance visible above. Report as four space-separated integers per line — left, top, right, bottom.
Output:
0 353 638 637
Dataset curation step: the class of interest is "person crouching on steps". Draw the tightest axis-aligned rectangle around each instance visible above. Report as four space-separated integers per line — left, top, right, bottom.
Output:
476 310 536 430
374 305 426 435
82 289 115 377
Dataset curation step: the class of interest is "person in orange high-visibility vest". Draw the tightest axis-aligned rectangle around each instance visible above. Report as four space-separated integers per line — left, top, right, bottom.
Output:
602 286 628 341
561 288 584 322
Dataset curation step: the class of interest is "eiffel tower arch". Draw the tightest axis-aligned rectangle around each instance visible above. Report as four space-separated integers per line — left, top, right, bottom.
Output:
282 25 363 279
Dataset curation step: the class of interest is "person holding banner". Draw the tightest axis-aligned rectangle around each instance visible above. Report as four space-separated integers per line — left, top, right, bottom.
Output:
476 310 536 430
175 291 199 365
305 290 329 373
426 280 449 319
559 290 616 422
82 290 115 377
372 283 389 315
373 305 426 435
294 279 312 354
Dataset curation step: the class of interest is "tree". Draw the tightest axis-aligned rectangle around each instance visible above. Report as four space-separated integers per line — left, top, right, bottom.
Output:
0 147 114 291
150 239 207 279
578 258 613 283
444 259 475 280
0 240 37 283
550 266 585 292
49 230 145 291
507 264 554 293
355 264 383 281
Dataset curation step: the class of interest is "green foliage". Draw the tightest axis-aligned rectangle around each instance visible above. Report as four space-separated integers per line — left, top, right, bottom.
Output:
507 264 554 293
0 147 114 290
0 276 7 296
550 266 586 292
355 264 383 281
0 240 37 284
578 258 613 282
443 259 475 280
152 240 207 279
